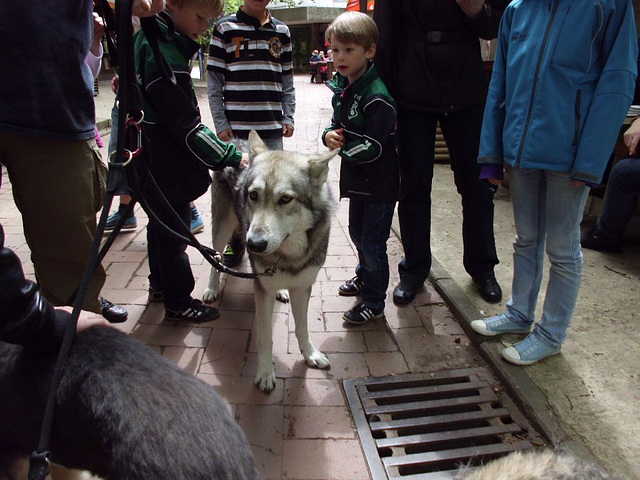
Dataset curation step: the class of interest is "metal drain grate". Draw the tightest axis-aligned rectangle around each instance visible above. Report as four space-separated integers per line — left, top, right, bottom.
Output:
344 368 545 480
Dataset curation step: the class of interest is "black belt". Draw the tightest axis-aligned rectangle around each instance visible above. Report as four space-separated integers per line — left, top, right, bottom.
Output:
407 30 477 44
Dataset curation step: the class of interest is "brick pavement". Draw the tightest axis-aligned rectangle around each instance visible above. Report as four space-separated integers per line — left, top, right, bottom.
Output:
1 75 496 479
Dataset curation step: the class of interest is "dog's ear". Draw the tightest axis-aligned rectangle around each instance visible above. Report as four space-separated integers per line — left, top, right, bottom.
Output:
308 150 338 187
248 130 269 157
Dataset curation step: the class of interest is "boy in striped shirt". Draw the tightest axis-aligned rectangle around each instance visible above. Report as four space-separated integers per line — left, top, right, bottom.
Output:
207 0 296 265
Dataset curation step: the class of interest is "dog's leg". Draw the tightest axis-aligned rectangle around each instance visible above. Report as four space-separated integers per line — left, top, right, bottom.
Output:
289 286 330 370
203 177 240 303
254 283 277 393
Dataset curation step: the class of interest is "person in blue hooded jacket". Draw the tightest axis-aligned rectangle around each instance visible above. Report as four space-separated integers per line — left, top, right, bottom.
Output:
470 0 638 365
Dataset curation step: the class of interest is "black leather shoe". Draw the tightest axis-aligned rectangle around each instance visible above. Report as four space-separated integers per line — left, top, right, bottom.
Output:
100 298 128 323
392 281 421 305
473 274 502 303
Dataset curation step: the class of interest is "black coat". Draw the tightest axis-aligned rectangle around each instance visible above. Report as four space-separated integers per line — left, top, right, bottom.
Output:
374 0 509 114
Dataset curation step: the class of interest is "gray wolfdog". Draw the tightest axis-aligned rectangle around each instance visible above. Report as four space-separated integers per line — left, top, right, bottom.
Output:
0 326 259 480
203 131 337 393
456 449 619 480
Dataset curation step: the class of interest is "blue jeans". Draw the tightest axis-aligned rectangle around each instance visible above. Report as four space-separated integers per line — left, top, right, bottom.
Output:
506 169 589 347
348 198 395 311
597 158 640 239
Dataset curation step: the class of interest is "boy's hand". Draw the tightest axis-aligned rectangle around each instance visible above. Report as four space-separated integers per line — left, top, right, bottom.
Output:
218 129 234 142
325 128 344 150
283 124 294 138
239 153 249 170
487 178 501 186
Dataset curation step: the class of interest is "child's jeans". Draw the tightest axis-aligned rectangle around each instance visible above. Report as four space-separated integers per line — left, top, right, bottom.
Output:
147 201 194 309
507 168 589 347
348 198 396 311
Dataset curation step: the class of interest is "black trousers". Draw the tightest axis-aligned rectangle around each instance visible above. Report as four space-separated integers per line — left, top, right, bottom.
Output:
396 104 499 284
147 201 194 309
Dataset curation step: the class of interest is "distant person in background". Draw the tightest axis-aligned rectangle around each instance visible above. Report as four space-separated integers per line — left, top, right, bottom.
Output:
471 0 637 365
309 49 320 83
317 51 329 83
374 0 508 305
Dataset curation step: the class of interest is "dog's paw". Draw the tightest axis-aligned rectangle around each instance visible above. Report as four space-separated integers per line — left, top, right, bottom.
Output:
255 368 277 393
305 349 331 370
202 287 219 303
276 289 290 303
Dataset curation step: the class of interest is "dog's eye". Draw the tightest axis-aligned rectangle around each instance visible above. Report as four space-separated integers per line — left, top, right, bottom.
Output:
249 191 258 201
279 195 292 205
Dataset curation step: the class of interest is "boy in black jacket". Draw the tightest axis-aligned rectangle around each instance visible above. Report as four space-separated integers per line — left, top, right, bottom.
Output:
322 12 398 325
135 0 246 322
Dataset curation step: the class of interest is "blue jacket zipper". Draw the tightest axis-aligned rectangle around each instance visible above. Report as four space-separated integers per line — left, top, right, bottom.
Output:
516 0 560 167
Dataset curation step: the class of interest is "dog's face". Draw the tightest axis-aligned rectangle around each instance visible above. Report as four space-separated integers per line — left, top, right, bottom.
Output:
242 131 336 257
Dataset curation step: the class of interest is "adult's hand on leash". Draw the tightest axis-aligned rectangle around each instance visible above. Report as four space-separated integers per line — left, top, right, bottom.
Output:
133 0 165 17
57 306 110 333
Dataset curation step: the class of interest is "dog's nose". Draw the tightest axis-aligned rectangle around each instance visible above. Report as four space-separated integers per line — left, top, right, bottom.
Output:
247 238 268 253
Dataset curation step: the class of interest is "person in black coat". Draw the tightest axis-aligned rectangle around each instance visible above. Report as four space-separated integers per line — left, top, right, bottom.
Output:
0 223 107 352
373 0 509 304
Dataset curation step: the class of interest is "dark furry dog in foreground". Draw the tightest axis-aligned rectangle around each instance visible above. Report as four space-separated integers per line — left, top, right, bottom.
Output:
0 326 259 480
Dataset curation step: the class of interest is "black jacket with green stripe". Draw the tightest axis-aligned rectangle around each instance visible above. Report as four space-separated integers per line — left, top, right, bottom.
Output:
323 64 399 202
134 18 242 204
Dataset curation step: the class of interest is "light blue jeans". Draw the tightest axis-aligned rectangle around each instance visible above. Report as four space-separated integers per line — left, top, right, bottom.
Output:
504 169 589 347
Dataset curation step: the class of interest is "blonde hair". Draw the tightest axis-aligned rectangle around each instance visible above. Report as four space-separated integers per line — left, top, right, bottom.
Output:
325 11 378 49
168 0 223 17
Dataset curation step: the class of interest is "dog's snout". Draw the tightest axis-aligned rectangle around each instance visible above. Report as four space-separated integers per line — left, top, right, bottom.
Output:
247 237 268 253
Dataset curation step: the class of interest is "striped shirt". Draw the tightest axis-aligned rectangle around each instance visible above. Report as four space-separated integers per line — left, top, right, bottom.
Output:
207 8 295 139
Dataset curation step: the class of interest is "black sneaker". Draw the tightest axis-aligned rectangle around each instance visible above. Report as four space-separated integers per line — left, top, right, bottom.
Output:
343 302 384 325
100 298 128 323
148 288 165 303
581 226 622 253
165 299 219 323
338 276 364 296
222 242 246 268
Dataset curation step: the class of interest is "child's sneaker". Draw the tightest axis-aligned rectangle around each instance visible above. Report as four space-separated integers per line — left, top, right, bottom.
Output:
470 312 531 337
338 276 364 296
148 288 165 303
190 205 204 234
104 209 137 232
165 299 219 323
343 302 384 325
223 242 245 268
502 333 561 365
